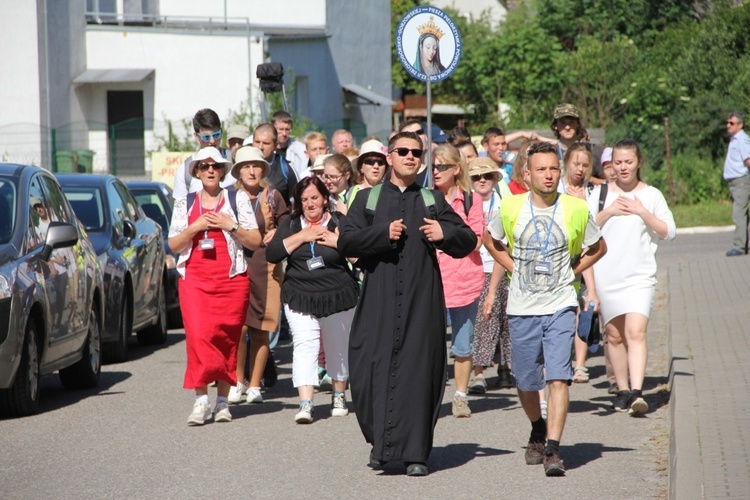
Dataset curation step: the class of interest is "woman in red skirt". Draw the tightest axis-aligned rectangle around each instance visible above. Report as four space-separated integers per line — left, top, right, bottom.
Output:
168 147 262 425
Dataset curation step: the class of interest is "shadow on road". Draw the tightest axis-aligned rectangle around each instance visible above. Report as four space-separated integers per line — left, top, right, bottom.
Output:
562 442 635 470
35 370 133 415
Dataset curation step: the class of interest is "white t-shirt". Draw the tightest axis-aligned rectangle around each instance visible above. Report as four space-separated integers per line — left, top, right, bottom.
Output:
488 194 601 316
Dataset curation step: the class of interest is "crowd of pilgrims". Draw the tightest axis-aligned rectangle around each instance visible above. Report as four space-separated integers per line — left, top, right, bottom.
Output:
167 105 675 477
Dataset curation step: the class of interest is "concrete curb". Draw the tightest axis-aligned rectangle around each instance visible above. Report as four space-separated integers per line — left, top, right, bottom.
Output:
667 259 704 499
675 225 733 235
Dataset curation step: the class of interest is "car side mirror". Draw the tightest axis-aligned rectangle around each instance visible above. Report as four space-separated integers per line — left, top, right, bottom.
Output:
122 220 136 240
41 222 78 261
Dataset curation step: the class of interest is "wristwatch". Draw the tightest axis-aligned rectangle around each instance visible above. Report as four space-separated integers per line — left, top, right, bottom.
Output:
230 221 239 233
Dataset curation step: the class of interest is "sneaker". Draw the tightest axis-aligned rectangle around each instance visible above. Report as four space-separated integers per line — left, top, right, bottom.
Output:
607 383 619 395
187 400 211 426
525 441 545 465
543 448 566 476
246 387 263 404
331 393 349 417
228 381 248 404
319 373 333 392
726 248 745 257
452 394 471 418
613 390 632 412
540 401 548 420
294 401 314 424
629 395 649 416
214 401 232 423
497 369 516 389
468 376 487 394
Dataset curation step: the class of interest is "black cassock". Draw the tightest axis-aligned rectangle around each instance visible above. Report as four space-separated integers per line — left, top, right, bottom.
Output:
338 182 477 464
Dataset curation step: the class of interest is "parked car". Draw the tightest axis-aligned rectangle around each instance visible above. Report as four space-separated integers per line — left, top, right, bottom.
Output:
125 181 181 328
56 174 168 362
0 164 104 417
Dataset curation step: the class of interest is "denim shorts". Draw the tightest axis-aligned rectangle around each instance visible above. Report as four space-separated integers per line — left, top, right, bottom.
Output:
508 306 576 391
448 299 479 358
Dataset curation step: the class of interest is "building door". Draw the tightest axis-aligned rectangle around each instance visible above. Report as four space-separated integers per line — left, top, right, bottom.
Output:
107 91 144 175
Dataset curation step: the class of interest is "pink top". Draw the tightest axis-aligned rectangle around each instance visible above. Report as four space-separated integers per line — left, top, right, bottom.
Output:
437 190 485 308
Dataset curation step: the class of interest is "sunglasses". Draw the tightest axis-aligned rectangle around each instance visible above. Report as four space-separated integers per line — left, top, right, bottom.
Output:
197 130 222 142
727 121 738 125
362 158 386 167
432 164 455 172
390 147 423 158
471 173 496 182
198 162 222 172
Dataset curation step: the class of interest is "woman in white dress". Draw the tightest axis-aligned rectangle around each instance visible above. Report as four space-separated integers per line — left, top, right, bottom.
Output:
588 140 676 416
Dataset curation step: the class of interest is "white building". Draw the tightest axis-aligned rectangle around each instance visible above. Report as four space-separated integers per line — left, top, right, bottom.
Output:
0 0 392 175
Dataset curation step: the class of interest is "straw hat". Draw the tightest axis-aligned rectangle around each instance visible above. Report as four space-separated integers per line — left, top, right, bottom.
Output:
311 154 332 173
468 157 501 177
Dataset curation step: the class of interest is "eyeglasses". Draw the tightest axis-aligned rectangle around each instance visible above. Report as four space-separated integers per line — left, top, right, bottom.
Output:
727 121 738 125
197 130 222 142
471 173 496 182
198 162 222 172
390 147 423 158
433 164 455 172
362 158 386 167
411 128 425 135
322 173 344 182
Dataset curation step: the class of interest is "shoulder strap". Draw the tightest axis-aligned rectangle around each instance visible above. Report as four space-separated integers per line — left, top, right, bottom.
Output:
365 184 383 213
420 188 437 219
278 155 290 181
462 190 473 217
598 183 608 214
184 157 193 189
227 188 238 217
187 192 196 210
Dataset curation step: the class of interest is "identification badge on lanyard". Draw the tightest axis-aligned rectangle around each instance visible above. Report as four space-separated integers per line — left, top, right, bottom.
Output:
307 256 325 270
200 238 215 250
534 260 552 275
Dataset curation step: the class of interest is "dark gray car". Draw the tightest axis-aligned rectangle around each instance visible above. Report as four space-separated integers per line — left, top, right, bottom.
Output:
0 164 104 417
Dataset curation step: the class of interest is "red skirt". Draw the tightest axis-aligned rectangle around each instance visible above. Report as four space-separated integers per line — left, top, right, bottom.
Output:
180 199 250 389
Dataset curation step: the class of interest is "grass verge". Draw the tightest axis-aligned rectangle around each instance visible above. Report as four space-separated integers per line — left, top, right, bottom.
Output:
671 200 733 227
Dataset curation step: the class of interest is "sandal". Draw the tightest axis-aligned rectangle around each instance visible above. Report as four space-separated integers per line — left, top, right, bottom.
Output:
573 366 589 383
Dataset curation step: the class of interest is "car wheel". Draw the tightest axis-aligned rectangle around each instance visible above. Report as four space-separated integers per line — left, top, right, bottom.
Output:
0 318 41 417
59 306 102 390
105 292 130 363
137 277 168 346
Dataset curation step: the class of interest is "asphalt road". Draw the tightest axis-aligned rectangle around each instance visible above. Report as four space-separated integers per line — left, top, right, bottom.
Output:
1 233 698 498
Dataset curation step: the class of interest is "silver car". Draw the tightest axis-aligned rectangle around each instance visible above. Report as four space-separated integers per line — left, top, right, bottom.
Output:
0 164 104 417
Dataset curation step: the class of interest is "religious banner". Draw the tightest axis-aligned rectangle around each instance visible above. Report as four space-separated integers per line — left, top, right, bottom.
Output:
396 6 462 83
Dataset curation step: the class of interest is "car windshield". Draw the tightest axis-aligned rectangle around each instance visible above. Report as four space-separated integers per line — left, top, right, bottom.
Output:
131 190 171 231
63 187 105 231
0 179 16 244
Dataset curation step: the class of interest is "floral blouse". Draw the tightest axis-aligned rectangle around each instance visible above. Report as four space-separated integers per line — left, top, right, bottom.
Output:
168 189 259 279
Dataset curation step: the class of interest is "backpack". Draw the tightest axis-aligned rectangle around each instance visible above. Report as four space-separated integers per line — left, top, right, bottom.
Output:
187 188 256 257
363 184 438 224
597 184 608 214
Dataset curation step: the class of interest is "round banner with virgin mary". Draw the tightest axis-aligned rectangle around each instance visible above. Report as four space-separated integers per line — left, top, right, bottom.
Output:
396 6 462 83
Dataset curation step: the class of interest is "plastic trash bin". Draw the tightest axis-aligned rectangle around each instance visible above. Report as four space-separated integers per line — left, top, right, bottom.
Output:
76 150 95 173
55 151 78 173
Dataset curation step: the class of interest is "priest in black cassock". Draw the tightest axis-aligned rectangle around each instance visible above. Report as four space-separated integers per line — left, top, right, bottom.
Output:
338 131 477 476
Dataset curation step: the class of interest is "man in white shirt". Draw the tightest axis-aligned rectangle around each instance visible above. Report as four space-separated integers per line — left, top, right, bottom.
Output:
723 111 750 256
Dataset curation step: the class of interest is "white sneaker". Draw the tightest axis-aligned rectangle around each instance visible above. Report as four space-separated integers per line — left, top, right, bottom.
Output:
540 400 548 420
228 381 248 404
187 400 212 426
294 401 314 424
214 401 232 423
246 387 263 404
332 393 349 417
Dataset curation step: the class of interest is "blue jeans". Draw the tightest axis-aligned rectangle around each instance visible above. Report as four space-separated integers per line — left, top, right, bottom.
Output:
448 300 479 358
